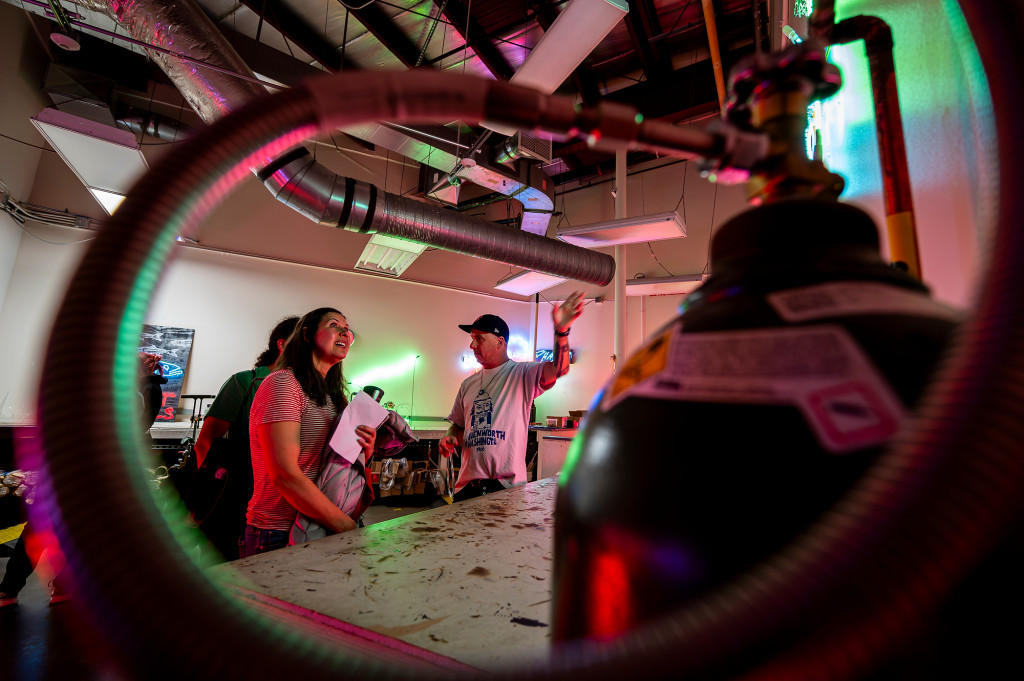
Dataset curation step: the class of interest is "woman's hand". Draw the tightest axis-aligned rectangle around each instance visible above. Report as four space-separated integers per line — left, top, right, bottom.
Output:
356 424 376 459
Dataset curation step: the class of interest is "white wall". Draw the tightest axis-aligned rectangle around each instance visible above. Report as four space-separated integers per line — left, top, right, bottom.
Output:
0 223 91 422
0 2 46 322
0 5 69 422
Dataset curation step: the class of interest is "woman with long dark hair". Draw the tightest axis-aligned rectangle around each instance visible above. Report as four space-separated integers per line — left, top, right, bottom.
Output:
242 307 375 557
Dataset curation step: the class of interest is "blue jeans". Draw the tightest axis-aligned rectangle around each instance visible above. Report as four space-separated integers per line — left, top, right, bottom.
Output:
240 525 289 558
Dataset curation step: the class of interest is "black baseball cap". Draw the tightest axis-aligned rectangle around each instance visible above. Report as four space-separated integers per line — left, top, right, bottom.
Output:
458 314 510 341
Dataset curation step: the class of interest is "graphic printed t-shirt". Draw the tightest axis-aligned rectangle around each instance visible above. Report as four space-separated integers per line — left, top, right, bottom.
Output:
247 369 337 530
448 360 547 492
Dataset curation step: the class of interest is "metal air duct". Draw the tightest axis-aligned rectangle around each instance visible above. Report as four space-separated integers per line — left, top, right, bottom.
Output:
27 0 613 285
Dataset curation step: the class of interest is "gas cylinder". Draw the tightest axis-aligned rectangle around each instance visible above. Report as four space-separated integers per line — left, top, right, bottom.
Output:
551 198 960 644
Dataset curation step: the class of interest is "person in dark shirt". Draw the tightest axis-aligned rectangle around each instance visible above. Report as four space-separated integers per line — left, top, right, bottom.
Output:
190 316 298 561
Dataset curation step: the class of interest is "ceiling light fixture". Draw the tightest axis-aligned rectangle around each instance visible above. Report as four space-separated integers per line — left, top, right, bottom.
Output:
557 210 686 247
483 0 629 137
354 233 428 277
494 270 568 296
30 108 149 215
626 274 707 297
44 0 81 51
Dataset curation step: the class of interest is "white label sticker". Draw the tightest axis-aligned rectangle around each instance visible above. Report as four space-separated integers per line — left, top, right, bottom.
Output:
768 281 963 323
603 324 908 454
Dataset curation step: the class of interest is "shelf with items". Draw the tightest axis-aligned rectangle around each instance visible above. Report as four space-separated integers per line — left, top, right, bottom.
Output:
370 438 450 504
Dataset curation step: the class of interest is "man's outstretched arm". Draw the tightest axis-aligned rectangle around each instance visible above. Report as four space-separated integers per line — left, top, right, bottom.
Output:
541 291 585 389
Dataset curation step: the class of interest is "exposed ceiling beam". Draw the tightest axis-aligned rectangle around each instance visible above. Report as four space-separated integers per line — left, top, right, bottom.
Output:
434 0 515 81
27 14 161 94
601 48 744 119
710 0 731 76
625 0 671 81
217 22 326 82
237 0 358 72
588 16 752 76
347 3 423 68
199 22 376 151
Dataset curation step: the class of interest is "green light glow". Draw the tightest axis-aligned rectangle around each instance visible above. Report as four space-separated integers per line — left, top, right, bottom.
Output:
817 1 991 203
349 354 419 389
817 39 873 199
558 433 585 487
113 200 217 564
805 100 824 160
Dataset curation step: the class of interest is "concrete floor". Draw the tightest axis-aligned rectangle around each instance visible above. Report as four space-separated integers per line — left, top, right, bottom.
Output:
0 501 433 681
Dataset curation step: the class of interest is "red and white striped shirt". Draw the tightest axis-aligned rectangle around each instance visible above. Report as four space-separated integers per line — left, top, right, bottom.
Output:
246 369 337 530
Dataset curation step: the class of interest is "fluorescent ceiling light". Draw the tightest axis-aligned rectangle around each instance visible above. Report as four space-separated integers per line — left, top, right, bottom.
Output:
557 210 685 247
511 0 628 93
87 189 126 215
626 274 706 297
483 0 629 136
30 108 149 215
355 234 428 277
494 270 568 296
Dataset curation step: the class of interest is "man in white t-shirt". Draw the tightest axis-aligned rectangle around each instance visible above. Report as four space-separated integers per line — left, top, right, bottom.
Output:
440 292 585 501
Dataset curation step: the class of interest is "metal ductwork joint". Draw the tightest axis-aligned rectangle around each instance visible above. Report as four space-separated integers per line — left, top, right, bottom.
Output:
344 123 557 237
258 148 613 284
63 0 612 285
116 108 194 142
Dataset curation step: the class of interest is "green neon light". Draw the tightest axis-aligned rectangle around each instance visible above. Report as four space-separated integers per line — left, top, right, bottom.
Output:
350 354 419 389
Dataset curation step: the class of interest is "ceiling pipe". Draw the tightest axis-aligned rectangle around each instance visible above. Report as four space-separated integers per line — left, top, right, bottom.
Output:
701 0 728 112
55 0 613 285
810 9 923 279
343 122 557 237
115 108 194 143
613 148 628 373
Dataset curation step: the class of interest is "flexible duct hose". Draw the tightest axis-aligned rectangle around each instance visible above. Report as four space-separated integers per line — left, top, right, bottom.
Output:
35 7 1022 676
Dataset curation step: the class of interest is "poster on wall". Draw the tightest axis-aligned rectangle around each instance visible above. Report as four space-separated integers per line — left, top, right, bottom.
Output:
138 325 195 422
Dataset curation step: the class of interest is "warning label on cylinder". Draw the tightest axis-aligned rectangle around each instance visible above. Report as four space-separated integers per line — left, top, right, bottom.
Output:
767 281 962 323
602 324 909 454
608 324 675 401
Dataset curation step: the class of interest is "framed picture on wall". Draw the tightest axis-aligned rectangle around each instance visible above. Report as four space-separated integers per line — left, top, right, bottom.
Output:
138 325 195 422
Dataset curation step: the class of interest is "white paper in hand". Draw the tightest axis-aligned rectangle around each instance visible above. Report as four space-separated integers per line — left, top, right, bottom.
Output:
329 391 390 464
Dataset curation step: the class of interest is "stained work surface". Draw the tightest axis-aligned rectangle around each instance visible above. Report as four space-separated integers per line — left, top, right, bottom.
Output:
211 479 558 671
